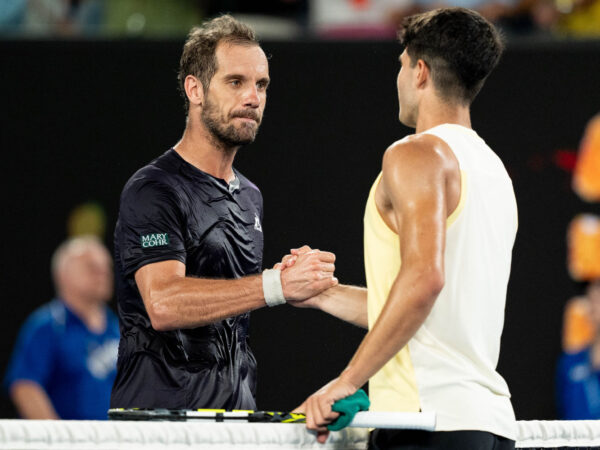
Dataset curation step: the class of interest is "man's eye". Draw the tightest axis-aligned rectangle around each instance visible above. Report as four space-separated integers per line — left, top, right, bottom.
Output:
230 80 241 87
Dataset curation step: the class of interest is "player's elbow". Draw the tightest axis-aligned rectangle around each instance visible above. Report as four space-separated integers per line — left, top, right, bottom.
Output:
145 290 177 332
424 267 445 298
148 313 174 332
147 309 172 332
413 266 445 308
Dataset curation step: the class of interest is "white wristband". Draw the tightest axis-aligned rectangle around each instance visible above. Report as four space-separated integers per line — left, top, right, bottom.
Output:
262 269 286 307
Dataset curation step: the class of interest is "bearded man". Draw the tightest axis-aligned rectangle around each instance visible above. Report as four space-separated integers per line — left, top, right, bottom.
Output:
110 15 337 410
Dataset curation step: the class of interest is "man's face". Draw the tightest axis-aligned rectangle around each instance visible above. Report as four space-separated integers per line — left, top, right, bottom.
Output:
397 50 418 128
63 245 113 304
201 43 270 148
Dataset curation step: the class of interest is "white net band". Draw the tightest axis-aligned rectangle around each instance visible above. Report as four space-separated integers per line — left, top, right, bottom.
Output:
517 420 600 448
0 419 599 449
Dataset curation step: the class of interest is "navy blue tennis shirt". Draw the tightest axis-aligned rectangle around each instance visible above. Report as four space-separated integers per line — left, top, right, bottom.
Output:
111 148 264 410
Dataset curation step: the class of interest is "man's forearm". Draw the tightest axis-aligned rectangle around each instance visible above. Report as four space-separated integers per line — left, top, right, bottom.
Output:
139 251 338 331
340 266 443 388
144 274 266 331
314 284 368 329
11 381 59 420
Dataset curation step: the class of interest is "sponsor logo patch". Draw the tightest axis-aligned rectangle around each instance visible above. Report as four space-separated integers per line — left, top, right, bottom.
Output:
141 233 169 248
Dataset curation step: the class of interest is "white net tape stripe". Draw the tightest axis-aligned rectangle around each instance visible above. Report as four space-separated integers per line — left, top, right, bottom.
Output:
0 419 599 449
0 420 367 450
516 420 600 448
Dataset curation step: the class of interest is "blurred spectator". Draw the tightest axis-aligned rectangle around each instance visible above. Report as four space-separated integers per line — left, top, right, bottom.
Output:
1 0 598 38
0 0 26 30
67 202 107 240
555 0 600 37
310 0 598 38
0 0 103 36
1 0 310 38
310 0 408 38
3 236 119 420
387 0 550 36
561 213 600 355
557 279 600 419
574 114 600 202
562 294 595 354
310 0 547 38
103 0 203 37
567 214 600 282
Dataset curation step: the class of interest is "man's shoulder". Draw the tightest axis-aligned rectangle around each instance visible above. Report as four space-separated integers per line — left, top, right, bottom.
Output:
123 151 180 193
383 133 451 172
19 300 67 337
235 170 262 198
120 151 185 207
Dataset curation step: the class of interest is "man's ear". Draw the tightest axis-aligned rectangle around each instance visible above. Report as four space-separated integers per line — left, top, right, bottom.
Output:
415 59 430 89
184 75 204 107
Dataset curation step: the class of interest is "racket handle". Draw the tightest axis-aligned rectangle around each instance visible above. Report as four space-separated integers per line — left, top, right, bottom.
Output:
348 411 436 430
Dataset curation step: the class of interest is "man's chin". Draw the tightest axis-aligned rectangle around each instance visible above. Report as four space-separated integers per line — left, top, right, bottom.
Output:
233 127 259 144
235 136 256 146
222 134 256 147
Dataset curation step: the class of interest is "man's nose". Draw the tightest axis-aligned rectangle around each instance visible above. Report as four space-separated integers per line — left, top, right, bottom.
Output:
242 85 260 107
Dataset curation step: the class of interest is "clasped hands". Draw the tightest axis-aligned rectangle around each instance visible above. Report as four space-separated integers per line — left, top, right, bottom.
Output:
274 245 338 305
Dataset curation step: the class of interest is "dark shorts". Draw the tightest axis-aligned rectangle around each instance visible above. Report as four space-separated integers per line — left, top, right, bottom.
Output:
369 429 516 450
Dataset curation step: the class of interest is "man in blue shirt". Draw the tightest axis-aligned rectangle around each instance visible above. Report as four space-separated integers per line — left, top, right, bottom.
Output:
4 236 119 420
557 279 600 419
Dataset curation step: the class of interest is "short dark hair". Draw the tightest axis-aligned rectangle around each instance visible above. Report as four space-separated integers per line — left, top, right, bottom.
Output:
178 15 259 110
398 8 504 105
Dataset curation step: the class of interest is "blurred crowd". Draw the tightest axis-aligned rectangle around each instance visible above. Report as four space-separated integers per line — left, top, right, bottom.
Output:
557 114 600 420
0 0 598 39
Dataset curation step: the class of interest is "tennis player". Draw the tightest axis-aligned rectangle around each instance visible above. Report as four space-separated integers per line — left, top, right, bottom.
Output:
290 8 518 449
111 15 337 411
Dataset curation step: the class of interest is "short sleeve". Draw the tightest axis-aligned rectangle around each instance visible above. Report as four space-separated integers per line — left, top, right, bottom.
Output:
117 177 187 276
4 313 55 391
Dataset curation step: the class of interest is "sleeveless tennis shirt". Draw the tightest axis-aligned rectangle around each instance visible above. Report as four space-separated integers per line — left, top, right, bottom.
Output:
364 124 517 439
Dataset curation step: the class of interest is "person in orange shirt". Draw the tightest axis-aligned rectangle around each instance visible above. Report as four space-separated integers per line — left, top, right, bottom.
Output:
573 114 600 202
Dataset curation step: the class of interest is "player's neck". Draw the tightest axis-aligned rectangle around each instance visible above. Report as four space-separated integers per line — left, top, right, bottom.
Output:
415 96 471 134
175 124 237 182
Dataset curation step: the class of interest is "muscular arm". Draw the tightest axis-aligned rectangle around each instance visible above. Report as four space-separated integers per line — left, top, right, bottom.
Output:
298 137 459 437
341 138 451 387
289 284 368 329
10 380 59 419
136 251 337 331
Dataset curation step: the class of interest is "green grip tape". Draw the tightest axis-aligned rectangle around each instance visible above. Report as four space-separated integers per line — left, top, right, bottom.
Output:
327 389 370 431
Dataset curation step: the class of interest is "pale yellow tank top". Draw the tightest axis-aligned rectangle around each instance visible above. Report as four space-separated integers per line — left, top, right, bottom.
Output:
363 171 420 412
363 124 517 440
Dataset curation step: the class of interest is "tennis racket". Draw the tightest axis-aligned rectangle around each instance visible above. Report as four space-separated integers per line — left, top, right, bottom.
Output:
108 408 436 430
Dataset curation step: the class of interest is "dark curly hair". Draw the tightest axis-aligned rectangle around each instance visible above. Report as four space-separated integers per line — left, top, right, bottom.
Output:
398 8 504 105
178 15 259 110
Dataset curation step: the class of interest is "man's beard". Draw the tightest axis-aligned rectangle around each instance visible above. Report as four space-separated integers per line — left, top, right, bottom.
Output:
201 96 262 149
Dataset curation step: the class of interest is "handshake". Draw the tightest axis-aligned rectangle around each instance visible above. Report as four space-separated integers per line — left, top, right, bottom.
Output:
263 245 338 308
